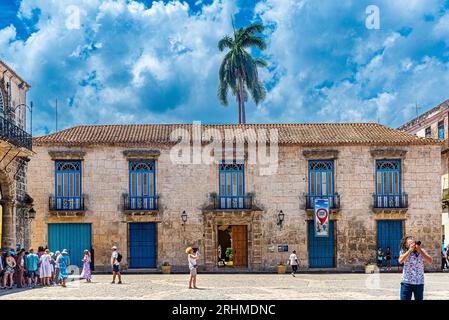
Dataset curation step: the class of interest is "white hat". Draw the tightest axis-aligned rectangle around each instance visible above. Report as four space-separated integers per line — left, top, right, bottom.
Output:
112 246 117 250
62 249 68 255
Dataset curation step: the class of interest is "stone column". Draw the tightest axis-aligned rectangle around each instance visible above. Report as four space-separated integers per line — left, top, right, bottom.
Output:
1 199 16 250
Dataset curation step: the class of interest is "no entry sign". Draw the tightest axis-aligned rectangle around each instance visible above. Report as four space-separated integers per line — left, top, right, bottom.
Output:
314 198 330 237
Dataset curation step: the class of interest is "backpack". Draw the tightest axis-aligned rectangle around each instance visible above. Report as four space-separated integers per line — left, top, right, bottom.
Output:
116 252 122 263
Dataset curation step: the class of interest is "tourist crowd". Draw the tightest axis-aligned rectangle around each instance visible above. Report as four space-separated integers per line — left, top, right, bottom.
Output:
0 246 92 289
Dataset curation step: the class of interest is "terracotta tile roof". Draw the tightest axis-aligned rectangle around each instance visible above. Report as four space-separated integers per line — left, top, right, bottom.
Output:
33 123 441 147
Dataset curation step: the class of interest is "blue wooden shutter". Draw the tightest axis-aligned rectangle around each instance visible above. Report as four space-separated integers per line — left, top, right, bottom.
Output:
129 160 156 210
54 160 82 210
218 161 244 209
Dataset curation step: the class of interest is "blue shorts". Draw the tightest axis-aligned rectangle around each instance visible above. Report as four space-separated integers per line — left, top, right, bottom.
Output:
26 270 37 278
113 265 120 273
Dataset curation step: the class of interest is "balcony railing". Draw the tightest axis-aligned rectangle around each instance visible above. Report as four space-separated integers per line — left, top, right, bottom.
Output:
0 116 32 150
124 194 158 211
305 193 341 210
49 195 85 211
373 193 408 209
211 193 254 210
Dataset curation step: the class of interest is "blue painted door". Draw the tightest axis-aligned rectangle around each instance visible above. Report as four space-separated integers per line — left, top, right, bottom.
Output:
308 220 335 268
377 220 403 266
48 223 91 268
129 223 157 268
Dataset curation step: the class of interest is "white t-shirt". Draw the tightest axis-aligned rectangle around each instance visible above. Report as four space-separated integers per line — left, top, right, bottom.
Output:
188 254 197 269
289 253 298 266
111 251 120 265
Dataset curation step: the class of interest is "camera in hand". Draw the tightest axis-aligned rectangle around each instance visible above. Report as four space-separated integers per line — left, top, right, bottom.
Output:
413 241 422 256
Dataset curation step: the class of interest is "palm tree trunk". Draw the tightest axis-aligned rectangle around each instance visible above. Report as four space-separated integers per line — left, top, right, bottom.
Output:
239 75 246 124
237 95 242 124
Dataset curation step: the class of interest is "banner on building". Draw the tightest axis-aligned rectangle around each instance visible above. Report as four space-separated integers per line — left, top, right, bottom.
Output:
314 198 329 237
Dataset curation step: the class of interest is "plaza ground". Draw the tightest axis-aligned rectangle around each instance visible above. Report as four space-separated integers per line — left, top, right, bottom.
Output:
1 273 448 300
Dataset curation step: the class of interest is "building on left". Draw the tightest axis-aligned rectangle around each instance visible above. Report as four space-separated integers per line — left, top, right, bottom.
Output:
0 60 34 250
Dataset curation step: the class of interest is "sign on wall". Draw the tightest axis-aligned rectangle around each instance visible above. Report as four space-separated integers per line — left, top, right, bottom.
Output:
314 198 329 237
278 244 288 252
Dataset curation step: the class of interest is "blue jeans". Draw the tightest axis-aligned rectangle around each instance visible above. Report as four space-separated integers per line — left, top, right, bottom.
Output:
400 282 424 300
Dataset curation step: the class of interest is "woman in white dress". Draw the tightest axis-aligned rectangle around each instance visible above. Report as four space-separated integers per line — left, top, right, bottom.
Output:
39 249 52 286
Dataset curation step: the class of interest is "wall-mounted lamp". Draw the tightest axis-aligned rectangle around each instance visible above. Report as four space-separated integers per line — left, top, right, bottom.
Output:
28 208 36 220
277 210 285 229
181 210 188 225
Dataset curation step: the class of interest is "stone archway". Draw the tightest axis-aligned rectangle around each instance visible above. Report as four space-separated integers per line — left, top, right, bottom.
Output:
202 210 263 272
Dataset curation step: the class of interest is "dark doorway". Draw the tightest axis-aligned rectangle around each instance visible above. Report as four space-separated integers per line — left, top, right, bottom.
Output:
217 225 248 267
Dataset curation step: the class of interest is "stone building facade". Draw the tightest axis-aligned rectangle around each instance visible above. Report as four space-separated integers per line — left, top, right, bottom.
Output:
29 123 442 272
398 98 449 249
0 60 34 250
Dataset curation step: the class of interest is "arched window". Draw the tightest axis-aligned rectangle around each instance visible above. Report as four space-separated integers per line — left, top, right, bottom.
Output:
374 159 402 208
54 160 82 210
307 160 335 208
129 160 156 210
218 160 245 209
308 160 334 196
375 160 401 195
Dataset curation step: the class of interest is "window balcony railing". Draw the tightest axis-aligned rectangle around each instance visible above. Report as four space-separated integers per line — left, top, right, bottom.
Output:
305 193 341 210
0 116 32 150
373 193 408 209
49 195 85 211
123 194 158 211
211 193 254 210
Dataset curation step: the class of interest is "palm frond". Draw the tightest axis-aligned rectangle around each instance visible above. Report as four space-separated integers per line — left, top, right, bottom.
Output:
218 80 229 106
241 36 267 50
218 35 234 51
254 58 268 68
238 23 264 40
250 81 266 105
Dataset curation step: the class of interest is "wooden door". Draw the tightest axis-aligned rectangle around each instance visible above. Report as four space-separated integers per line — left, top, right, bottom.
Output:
231 225 248 267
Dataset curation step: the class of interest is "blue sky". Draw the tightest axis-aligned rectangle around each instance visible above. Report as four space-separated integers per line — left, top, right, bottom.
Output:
0 0 449 136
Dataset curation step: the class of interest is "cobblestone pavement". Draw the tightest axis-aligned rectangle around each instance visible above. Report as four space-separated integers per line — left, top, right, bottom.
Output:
1 273 448 300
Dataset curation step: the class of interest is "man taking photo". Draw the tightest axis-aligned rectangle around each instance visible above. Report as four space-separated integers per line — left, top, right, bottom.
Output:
398 236 432 300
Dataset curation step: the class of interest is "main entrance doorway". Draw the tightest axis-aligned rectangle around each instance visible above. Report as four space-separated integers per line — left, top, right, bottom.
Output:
217 225 248 267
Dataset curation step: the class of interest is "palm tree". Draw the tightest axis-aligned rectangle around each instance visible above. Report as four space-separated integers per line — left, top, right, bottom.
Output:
218 22 268 124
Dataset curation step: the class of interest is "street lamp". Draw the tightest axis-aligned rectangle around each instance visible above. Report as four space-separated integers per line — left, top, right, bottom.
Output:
28 207 36 219
181 210 188 225
277 210 285 229
11 101 33 136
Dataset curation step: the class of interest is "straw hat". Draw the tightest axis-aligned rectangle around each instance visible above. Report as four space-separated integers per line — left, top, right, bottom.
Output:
185 247 193 254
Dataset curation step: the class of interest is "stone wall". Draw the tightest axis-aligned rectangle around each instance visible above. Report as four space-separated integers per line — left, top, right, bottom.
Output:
28 143 442 271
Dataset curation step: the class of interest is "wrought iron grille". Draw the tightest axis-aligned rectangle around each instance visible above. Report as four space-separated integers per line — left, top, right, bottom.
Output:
0 116 32 150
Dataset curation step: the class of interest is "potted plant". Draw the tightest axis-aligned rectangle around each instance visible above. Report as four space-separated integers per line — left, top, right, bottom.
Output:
162 262 171 274
277 261 287 274
365 261 377 274
224 248 234 266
